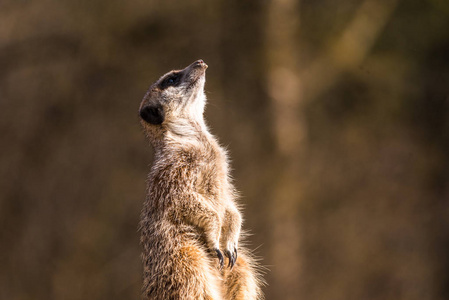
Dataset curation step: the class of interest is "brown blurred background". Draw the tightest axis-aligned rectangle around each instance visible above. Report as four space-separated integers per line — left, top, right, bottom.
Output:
1 0 449 299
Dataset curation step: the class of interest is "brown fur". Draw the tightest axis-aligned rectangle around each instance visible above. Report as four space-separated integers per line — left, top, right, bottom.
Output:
139 60 263 299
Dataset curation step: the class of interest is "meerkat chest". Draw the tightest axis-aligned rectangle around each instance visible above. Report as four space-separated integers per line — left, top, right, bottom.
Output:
194 154 230 203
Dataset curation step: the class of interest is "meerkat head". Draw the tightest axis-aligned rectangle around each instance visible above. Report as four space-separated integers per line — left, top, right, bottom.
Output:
139 60 208 139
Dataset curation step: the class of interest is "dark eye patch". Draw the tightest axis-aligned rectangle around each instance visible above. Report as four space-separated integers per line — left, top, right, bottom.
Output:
159 72 181 89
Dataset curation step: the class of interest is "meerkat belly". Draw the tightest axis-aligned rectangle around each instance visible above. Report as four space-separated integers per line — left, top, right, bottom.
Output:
142 219 214 276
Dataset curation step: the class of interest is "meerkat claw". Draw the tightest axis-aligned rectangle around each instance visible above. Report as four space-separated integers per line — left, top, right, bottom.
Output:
230 256 235 269
215 248 224 269
229 248 238 269
224 249 233 268
232 250 237 269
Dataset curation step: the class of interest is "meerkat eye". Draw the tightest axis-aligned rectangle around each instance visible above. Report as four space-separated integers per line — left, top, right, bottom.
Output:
160 73 180 89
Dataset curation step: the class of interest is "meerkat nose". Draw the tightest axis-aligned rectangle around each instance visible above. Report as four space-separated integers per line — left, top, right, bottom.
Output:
194 59 208 68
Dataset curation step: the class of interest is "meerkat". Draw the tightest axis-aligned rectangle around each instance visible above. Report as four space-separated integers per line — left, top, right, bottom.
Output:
138 60 263 300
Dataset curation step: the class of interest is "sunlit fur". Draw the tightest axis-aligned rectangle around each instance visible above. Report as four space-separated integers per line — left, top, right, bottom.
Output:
139 60 264 299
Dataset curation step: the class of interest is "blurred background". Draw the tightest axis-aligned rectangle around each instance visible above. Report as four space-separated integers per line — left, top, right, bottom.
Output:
1 0 448 299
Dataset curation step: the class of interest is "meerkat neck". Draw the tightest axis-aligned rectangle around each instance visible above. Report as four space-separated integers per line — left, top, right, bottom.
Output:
148 119 213 157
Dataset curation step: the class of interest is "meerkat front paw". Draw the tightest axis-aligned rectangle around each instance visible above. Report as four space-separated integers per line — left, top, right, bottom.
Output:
220 207 241 269
220 209 241 269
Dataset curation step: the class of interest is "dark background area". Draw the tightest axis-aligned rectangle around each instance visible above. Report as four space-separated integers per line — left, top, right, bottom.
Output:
1 0 449 299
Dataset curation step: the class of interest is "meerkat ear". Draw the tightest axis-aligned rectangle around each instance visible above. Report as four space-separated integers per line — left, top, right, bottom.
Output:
140 103 165 125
